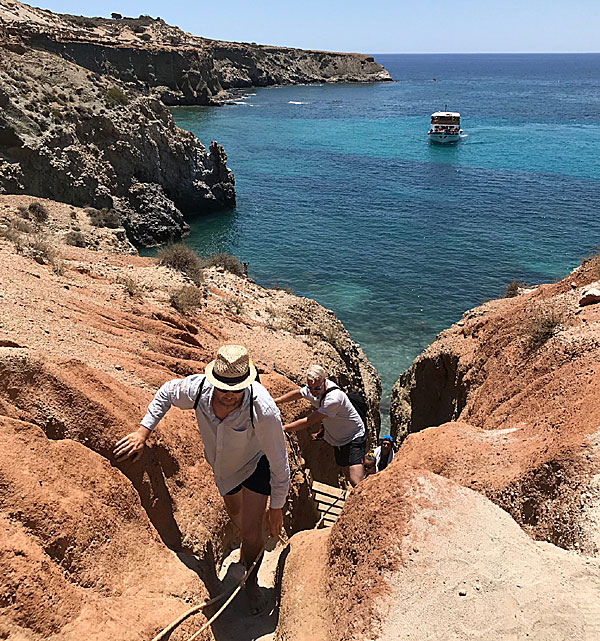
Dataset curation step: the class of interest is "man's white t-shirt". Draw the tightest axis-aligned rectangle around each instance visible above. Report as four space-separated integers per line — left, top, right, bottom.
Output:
300 379 365 447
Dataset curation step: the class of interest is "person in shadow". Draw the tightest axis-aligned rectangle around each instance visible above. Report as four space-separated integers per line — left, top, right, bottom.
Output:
374 435 395 472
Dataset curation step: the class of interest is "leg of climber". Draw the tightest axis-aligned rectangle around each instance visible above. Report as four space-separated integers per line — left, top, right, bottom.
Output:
240 486 269 615
223 491 243 531
346 462 365 487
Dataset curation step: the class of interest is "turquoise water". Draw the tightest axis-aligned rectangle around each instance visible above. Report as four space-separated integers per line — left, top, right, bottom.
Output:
171 54 600 423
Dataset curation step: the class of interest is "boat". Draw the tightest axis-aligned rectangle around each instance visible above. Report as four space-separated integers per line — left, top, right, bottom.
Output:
427 110 462 144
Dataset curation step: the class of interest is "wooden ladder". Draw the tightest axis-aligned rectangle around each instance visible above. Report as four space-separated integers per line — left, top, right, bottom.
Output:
312 480 347 528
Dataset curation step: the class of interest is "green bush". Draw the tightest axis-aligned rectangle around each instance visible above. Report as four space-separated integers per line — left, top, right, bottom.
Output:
105 86 129 107
157 243 204 285
202 253 244 276
169 285 204 314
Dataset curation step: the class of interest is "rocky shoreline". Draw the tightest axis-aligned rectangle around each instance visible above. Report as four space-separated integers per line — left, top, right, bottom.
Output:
0 1 391 246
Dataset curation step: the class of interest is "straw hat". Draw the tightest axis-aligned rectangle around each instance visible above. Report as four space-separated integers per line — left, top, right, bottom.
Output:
205 344 257 391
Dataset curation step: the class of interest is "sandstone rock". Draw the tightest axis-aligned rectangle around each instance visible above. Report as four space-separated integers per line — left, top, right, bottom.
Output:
579 287 600 306
0 197 380 638
390 261 600 552
277 467 600 641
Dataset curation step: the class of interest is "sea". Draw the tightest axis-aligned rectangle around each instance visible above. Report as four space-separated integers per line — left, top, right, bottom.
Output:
171 53 600 429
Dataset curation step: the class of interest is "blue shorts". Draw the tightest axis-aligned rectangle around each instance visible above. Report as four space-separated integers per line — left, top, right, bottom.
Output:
226 454 271 496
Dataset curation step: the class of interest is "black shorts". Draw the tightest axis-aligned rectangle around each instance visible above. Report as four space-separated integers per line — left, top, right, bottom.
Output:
333 436 366 467
226 454 271 496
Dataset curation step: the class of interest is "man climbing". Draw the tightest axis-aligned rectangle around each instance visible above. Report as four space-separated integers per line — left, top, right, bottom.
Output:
274 364 366 487
374 434 395 472
113 344 290 615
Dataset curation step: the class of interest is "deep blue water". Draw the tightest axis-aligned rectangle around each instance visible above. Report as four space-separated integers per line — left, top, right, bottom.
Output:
171 54 600 425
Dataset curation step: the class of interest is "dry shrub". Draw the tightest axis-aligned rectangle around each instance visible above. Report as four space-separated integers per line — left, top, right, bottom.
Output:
202 253 244 276
504 280 529 298
526 307 564 352
9 218 35 234
169 285 204 314
86 207 121 229
64 231 87 247
0 224 21 246
224 296 244 316
26 233 58 265
271 283 294 294
118 275 145 299
105 86 129 106
27 201 48 222
157 243 204 285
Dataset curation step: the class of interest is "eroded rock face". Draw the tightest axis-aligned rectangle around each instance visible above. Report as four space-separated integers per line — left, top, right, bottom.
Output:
277 466 600 641
0 44 235 246
390 260 600 552
0 2 390 245
0 2 391 105
0 195 379 639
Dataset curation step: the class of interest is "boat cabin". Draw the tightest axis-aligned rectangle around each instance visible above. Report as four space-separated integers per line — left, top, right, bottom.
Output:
430 112 460 126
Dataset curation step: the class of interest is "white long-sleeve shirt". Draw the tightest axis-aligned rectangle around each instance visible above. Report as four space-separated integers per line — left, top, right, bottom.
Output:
140 374 290 509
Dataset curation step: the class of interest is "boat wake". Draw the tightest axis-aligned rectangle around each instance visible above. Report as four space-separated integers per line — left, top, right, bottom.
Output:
288 101 310 105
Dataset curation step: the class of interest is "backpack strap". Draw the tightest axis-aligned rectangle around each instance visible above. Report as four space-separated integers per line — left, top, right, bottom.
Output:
319 384 340 407
193 376 205 410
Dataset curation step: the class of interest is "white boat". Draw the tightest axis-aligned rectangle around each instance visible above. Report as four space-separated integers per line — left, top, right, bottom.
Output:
427 110 462 144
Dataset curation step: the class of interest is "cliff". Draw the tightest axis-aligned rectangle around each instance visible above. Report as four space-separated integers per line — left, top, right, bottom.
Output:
0 194 381 640
0 2 391 105
0 1 391 246
275 266 600 640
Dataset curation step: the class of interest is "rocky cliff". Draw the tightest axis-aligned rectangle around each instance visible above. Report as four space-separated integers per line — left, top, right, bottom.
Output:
0 194 381 640
276 266 600 641
0 2 391 105
0 1 391 246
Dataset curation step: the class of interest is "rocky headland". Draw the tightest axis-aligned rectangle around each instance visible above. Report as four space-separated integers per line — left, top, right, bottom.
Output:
0 1 391 246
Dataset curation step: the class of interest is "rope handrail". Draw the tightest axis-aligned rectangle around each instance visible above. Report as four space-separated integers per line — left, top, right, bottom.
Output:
151 481 347 640
151 537 278 641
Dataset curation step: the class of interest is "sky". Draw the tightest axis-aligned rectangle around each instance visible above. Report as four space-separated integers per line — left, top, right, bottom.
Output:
36 0 600 54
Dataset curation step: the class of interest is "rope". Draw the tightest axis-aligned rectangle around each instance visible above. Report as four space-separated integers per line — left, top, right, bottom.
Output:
150 482 346 641
184 539 275 641
150 537 280 641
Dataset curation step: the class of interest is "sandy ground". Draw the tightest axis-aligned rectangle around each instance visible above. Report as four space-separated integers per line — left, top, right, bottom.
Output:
206 541 286 641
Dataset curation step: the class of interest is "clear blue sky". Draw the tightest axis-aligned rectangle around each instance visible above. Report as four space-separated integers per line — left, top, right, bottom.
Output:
37 0 599 53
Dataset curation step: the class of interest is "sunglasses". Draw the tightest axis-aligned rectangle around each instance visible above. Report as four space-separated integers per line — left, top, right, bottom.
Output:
214 387 245 395
307 382 324 391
